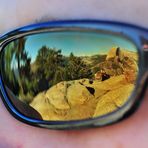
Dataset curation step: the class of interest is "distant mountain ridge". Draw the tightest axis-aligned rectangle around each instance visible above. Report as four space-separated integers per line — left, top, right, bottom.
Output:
80 54 107 66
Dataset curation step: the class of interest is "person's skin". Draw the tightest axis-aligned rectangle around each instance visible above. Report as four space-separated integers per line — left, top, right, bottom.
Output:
0 0 148 147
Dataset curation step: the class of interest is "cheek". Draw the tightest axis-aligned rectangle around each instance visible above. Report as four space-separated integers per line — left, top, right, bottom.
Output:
0 91 147 147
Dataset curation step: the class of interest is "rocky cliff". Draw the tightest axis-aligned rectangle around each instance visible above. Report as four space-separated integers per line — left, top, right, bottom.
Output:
30 75 134 120
30 47 138 120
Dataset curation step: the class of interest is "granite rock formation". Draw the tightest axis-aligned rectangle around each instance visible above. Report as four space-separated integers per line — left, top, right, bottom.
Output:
30 47 138 120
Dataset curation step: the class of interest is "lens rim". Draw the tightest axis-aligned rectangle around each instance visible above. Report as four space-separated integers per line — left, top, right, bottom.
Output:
0 20 147 129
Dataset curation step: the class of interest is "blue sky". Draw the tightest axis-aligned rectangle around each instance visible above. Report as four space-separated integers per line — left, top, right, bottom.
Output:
25 31 137 62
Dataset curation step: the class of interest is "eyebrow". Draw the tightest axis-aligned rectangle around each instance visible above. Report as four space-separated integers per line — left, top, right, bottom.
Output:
0 15 59 35
34 15 59 24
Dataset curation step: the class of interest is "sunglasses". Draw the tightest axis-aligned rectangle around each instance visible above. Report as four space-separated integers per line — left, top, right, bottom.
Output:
0 20 147 129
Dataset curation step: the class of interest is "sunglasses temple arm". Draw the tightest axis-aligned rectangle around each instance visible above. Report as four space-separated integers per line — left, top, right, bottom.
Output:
143 48 148 71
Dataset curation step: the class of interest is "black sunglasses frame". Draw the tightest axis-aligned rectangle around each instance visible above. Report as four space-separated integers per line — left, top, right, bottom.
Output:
0 20 147 130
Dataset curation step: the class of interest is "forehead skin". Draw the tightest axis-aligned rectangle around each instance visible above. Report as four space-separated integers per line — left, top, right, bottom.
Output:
0 0 148 33
0 0 148 148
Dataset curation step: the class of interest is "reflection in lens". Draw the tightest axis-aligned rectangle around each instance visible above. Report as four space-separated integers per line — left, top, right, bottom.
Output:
1 31 139 121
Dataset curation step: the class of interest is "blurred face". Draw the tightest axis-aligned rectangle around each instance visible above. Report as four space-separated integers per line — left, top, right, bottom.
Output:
0 0 148 147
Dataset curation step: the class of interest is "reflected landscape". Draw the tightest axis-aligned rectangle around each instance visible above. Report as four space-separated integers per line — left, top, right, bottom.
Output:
1 31 139 120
